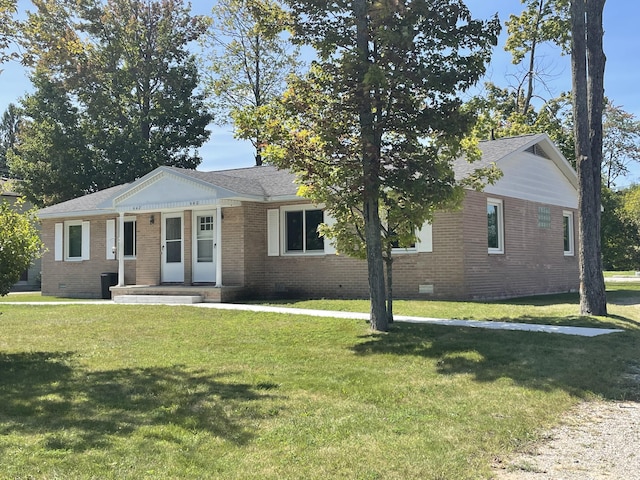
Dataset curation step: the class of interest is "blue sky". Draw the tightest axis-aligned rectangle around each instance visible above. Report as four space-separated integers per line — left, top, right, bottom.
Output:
1 1 639 182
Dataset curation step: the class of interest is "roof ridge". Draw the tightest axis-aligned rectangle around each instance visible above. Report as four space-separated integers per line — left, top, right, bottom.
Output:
478 133 542 144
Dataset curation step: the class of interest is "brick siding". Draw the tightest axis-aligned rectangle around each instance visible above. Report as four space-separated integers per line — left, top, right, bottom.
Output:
41 190 578 300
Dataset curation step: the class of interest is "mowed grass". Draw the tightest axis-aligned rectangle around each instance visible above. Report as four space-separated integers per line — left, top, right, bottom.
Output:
0 285 639 480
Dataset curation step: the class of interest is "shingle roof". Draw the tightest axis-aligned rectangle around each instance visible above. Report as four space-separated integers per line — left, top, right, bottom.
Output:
38 165 299 217
38 184 131 217
39 134 558 218
452 133 544 181
166 165 299 197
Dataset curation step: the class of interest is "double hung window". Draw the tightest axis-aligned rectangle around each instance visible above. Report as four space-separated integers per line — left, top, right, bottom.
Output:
284 208 324 253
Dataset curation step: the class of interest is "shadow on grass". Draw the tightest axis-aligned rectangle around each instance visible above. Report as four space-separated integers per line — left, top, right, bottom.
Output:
0 352 277 451
352 323 640 401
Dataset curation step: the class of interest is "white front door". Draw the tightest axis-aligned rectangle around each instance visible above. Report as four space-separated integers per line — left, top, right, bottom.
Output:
192 211 216 283
162 213 184 283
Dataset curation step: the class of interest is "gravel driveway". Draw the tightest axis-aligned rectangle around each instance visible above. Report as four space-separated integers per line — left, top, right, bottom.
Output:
492 400 640 479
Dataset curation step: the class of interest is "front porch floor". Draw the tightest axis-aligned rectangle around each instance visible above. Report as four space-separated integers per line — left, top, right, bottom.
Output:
110 284 247 303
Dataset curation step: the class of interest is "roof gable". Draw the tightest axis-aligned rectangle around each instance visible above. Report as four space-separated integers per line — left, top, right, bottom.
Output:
102 168 238 212
454 133 578 208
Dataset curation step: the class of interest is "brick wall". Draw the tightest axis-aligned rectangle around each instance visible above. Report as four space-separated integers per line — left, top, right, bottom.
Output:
220 206 246 286
41 191 579 300
41 215 124 298
462 190 579 299
134 212 160 285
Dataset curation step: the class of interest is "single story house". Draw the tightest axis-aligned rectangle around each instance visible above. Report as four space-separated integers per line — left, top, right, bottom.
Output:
37 133 579 301
1 177 42 291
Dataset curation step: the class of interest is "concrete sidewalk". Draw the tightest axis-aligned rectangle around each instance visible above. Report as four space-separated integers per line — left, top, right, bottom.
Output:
2 299 625 337
192 303 624 337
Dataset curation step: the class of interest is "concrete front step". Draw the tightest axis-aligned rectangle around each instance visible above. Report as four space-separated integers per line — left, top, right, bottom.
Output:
114 295 203 304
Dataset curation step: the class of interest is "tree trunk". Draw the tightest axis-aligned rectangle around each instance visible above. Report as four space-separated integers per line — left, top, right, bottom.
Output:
521 0 544 115
385 255 394 323
571 0 607 316
354 0 387 332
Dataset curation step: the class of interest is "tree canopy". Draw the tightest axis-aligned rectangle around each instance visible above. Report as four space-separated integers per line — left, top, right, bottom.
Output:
0 0 19 66
0 196 43 296
201 0 301 166
265 0 500 330
10 0 212 206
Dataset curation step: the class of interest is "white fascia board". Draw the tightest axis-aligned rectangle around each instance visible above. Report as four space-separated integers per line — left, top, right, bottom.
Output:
264 194 308 203
38 208 115 220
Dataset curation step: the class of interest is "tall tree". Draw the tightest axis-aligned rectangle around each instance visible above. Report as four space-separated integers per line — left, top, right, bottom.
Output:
13 0 212 203
269 1 499 331
467 83 574 160
601 186 640 271
570 0 607 315
0 0 19 66
8 71 96 206
0 103 21 177
202 0 300 166
602 100 640 188
505 0 570 115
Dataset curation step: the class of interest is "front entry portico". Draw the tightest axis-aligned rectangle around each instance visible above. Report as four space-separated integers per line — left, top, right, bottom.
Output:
103 167 240 289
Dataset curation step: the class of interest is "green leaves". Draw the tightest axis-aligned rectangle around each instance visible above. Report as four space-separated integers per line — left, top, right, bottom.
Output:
505 0 571 64
201 0 301 165
0 0 19 65
0 198 43 296
264 1 500 328
13 0 212 205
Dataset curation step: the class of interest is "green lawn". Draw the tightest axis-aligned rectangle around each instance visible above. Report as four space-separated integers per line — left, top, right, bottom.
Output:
0 292 104 302
0 287 639 479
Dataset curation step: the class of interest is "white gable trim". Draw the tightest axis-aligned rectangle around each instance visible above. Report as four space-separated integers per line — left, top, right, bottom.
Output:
486 152 578 208
107 169 249 213
484 135 578 209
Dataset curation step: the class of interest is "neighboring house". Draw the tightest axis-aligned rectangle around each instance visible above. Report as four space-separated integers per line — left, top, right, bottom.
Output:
37 133 579 301
1 178 42 291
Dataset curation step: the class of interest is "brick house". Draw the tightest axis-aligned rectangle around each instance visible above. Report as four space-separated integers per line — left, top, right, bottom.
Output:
37 133 579 301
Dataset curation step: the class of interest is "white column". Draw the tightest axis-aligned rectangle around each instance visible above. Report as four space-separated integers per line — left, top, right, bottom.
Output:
118 212 125 286
216 207 223 287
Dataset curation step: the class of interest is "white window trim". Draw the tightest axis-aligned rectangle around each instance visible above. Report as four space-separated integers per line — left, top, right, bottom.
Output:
391 222 433 254
563 210 575 256
106 219 116 260
280 204 326 256
63 220 90 261
122 216 137 259
267 209 280 256
106 217 136 260
487 198 504 255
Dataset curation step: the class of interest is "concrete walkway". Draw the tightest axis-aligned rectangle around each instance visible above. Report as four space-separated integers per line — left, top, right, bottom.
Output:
191 303 624 337
2 300 624 337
